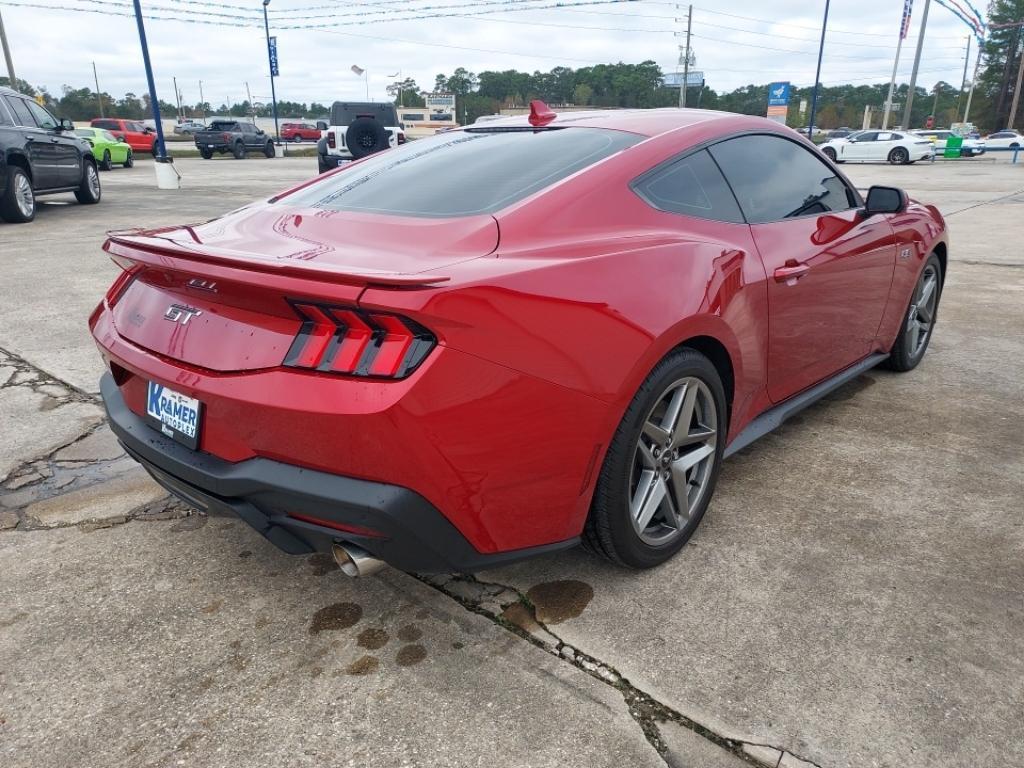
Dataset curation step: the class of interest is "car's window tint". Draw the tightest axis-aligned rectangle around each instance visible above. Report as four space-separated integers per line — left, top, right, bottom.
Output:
710 134 857 224
25 101 57 130
4 96 36 127
0 100 13 126
856 132 878 142
93 119 115 130
102 130 118 142
285 127 642 217
633 149 743 224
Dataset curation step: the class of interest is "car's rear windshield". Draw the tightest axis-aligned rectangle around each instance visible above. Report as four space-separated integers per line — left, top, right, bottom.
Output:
285 127 641 217
330 102 400 126
207 121 238 130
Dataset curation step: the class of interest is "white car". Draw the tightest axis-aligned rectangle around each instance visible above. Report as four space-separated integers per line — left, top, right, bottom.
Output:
317 101 405 173
911 130 986 157
818 130 934 164
983 130 1023 150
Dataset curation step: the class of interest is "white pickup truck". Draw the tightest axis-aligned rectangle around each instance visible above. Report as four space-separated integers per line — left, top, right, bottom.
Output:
317 101 405 173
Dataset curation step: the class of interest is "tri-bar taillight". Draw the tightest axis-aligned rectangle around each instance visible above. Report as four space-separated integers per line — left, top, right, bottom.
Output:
283 301 436 379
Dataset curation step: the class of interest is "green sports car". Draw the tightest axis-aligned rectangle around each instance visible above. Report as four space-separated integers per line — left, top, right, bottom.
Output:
74 127 134 170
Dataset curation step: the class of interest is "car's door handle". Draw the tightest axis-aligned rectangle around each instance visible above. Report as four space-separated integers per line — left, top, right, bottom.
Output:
773 263 810 282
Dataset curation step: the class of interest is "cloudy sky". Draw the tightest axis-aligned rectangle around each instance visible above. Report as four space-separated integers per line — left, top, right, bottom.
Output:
0 0 982 107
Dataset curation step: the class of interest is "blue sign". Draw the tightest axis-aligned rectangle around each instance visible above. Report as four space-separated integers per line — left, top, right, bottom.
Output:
268 36 279 77
767 82 791 107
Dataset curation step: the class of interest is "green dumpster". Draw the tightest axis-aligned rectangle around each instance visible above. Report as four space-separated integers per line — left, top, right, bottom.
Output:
945 135 963 158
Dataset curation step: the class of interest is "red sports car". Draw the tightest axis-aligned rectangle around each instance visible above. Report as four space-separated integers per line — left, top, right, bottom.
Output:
91 104 947 575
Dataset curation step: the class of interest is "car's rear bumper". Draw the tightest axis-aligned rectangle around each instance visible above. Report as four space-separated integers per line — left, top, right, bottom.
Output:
101 373 577 573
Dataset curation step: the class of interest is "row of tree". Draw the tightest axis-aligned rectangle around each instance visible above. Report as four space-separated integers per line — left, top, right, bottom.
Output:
3 9 1021 133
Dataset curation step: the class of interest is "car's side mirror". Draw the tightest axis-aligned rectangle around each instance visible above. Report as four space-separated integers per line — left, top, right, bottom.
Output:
257 128 264 135
316 121 327 131
58 118 75 131
145 127 154 133
863 186 908 217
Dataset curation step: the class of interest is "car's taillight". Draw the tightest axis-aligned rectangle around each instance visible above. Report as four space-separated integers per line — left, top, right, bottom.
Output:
397 133 406 145
327 133 336 148
283 301 435 379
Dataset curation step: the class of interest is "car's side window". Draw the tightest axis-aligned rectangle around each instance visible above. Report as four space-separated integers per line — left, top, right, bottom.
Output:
25 101 57 130
4 96 36 127
0 99 13 126
856 132 878 142
710 134 858 224
632 149 744 224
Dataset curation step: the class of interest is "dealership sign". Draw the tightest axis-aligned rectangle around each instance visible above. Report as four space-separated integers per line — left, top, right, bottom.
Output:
426 93 456 112
268 36 279 77
766 82 790 124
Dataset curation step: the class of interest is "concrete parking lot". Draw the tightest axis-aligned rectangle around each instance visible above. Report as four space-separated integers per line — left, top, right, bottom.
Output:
1 155 1022 768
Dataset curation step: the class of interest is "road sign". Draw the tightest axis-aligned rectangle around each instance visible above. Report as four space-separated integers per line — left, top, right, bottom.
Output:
268 36 279 77
662 71 704 88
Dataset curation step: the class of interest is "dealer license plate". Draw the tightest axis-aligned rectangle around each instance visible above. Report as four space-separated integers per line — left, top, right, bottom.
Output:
146 381 202 450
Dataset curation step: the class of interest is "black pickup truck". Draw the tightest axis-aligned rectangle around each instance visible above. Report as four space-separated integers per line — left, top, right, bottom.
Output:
194 120 276 159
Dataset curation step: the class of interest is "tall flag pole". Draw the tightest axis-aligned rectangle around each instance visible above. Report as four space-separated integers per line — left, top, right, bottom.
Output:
883 0 914 130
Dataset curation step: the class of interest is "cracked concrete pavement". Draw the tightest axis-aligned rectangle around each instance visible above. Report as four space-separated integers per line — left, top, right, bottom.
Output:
0 156 1021 768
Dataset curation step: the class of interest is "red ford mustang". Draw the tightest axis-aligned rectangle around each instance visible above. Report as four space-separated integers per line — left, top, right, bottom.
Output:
90 104 947 575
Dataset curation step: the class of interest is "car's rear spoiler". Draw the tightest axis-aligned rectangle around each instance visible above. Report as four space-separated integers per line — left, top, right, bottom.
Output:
103 231 450 288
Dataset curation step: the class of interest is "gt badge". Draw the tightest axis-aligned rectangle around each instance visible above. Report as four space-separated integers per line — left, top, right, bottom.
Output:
164 304 203 325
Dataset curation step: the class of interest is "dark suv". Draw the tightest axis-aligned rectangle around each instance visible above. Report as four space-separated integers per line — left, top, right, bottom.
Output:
0 86 101 223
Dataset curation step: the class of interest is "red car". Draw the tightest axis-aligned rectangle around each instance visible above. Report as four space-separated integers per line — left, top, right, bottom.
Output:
90 104 947 575
280 122 321 142
90 118 157 153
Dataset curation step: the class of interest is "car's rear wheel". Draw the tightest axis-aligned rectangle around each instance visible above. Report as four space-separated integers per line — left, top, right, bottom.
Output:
885 253 942 372
292 135 302 142
99 149 112 171
233 141 246 159
264 141 275 158
199 148 213 160
123 150 133 168
0 167 36 223
888 147 910 164
583 348 725 568
822 146 837 161
74 161 101 205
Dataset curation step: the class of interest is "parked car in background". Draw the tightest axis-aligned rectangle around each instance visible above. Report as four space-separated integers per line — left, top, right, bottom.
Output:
819 130 933 164
90 118 157 153
827 127 855 139
91 105 947 574
281 122 321 142
912 129 986 157
984 129 1023 149
173 120 207 135
74 127 134 169
0 86 101 223
318 101 404 173
193 120 276 159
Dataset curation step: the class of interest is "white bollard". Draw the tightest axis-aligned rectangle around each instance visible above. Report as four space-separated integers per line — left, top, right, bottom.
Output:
154 157 181 190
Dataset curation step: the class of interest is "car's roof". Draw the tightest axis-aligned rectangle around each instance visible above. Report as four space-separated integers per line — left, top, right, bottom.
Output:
462 108 758 138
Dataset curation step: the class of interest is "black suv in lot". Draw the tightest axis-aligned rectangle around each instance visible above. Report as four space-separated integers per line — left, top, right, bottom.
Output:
0 86 101 223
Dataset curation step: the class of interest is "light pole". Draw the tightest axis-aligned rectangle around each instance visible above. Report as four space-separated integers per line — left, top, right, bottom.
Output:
131 0 167 160
0 9 16 90
806 0 831 139
901 0 931 129
262 0 280 143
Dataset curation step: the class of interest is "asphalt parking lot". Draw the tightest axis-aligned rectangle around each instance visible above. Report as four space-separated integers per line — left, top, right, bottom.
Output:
1 155 1022 768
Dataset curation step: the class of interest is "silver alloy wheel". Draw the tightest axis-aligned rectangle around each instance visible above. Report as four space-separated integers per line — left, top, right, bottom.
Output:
890 147 908 164
906 263 939 358
86 165 100 198
628 377 718 546
14 173 34 218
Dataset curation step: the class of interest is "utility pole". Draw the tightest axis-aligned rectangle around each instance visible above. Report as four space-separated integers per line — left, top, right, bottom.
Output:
963 43 982 122
901 0 931 130
807 0 831 139
955 36 971 119
198 79 205 118
1010 35 1024 129
882 33 904 130
173 75 181 122
0 9 16 90
930 84 939 125
93 61 104 118
245 81 255 123
681 4 692 108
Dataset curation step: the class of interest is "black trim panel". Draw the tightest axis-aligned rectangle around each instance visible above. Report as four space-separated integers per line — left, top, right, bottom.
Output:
724 353 888 458
100 373 577 572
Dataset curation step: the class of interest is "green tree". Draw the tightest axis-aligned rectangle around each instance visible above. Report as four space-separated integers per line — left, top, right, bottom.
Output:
978 0 1024 129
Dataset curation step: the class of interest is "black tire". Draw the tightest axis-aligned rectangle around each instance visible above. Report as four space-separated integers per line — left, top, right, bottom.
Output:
99 149 112 171
123 150 133 168
888 147 910 164
822 146 837 161
317 155 331 174
885 254 943 372
292 135 302 143
583 348 727 569
199 148 213 160
345 117 389 159
232 141 246 159
264 141 276 158
74 161 101 205
1010 142 1020 150
0 166 36 223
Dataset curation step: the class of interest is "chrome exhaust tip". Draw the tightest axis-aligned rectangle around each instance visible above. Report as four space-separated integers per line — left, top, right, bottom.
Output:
332 542 386 578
